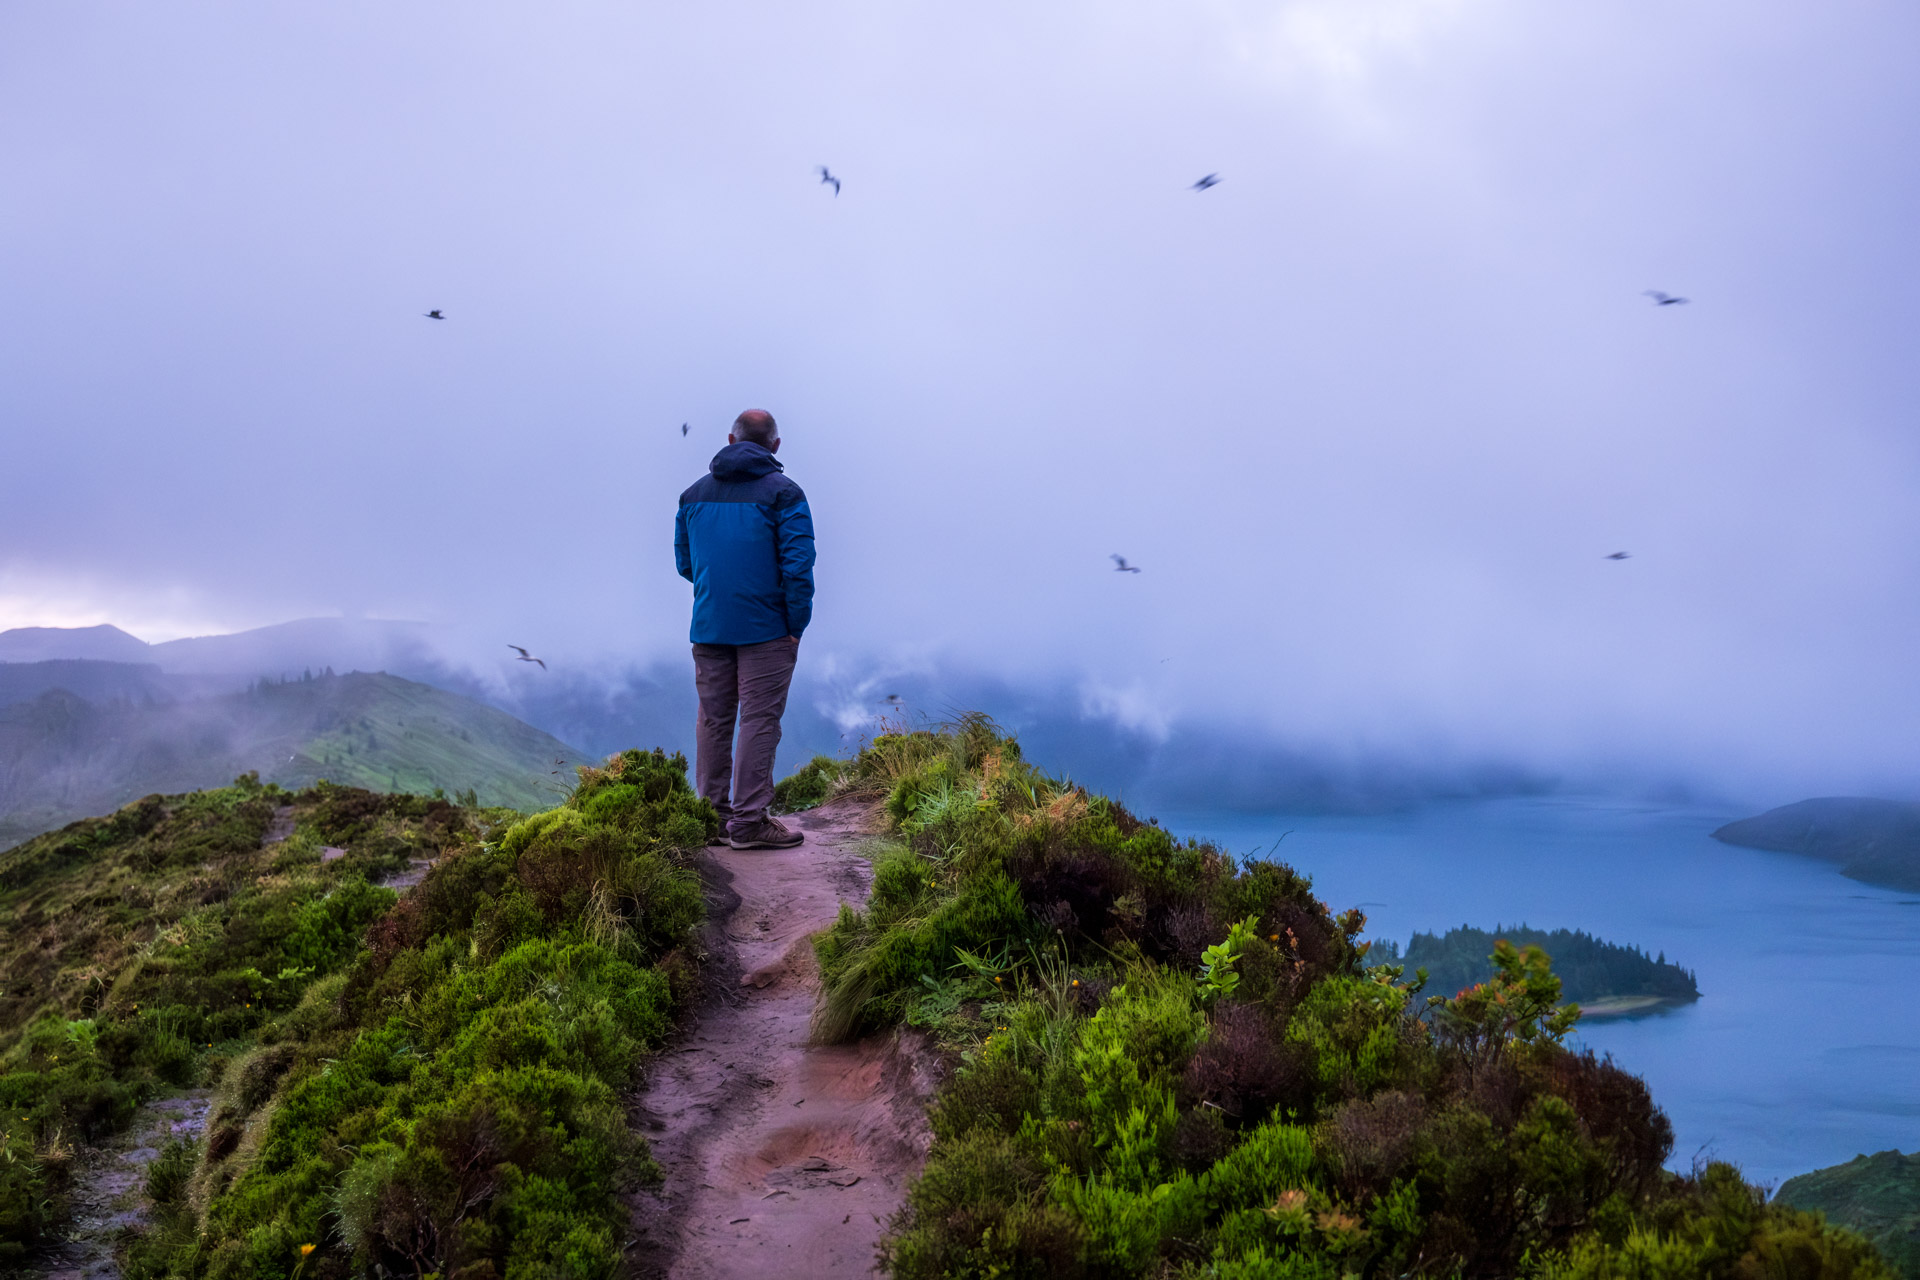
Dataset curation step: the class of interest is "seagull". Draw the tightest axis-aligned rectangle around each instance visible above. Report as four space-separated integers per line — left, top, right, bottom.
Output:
1643 291 1688 306
1604 552 1631 560
508 644 546 669
1191 173 1220 191
424 309 445 319
1111 554 1143 573
884 694 903 707
681 422 690 437
817 166 841 196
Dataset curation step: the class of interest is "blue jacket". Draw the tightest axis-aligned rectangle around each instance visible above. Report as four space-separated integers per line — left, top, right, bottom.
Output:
675 442 816 644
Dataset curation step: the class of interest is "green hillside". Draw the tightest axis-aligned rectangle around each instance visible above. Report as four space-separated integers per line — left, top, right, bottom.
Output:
0 670 592 848
1778 1151 1920 1278
0 753 714 1274
268 671 581 806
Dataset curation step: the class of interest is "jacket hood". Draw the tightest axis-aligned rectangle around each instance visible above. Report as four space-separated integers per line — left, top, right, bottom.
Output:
709 441 784 481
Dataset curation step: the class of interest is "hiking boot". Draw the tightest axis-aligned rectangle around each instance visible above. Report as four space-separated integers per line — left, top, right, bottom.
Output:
727 816 804 850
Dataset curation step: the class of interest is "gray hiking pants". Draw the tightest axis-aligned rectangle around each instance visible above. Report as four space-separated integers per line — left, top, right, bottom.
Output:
692 638 800 832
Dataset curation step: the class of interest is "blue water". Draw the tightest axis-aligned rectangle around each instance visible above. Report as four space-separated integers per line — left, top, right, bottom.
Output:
1149 795 1920 1188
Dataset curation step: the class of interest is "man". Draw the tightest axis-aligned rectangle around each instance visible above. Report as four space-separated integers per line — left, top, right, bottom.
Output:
674 409 815 849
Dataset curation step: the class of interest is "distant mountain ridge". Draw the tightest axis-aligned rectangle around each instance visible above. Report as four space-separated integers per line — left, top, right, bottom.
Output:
0 658 237 708
0 668 592 849
0 624 153 664
0 617 441 681
1713 797 1920 892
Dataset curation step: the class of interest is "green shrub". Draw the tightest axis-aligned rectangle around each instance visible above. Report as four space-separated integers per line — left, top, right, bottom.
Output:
773 754 842 812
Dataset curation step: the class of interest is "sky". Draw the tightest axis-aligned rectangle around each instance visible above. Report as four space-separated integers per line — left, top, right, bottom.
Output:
3 0 1919 802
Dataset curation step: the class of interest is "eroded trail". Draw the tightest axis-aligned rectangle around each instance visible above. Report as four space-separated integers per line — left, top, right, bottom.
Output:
627 799 939 1279
35 1092 209 1280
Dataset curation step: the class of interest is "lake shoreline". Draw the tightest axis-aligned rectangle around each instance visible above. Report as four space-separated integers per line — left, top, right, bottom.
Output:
1575 993 1698 1020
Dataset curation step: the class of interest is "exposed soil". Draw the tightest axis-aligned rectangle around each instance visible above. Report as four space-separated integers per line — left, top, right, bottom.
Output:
375 855 433 890
626 798 942 1279
261 805 296 846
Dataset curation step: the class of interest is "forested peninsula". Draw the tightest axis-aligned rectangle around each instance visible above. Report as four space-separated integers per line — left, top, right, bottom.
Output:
1713 797 1920 893
1373 925 1700 1018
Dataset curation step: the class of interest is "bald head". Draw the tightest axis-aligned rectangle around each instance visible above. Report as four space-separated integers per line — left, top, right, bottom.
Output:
729 409 779 450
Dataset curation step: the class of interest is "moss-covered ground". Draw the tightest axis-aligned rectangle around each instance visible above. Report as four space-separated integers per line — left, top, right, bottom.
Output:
797 716 1894 1280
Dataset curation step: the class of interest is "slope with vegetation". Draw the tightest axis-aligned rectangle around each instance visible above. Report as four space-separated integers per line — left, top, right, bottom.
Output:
1374 925 1699 1018
0 668 589 848
0 773 424 1265
0 748 716 1278
1777 1150 1920 1279
783 718 1890 1279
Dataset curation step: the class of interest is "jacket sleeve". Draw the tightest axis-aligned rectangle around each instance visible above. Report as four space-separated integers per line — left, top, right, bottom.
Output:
674 503 694 583
775 492 816 637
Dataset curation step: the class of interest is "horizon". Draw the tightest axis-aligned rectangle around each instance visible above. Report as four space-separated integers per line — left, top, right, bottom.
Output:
1 611 1901 814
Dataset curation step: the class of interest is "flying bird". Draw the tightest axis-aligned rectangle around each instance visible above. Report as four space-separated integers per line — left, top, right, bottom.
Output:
1111 554 1143 573
1642 291 1688 306
424 309 445 319
817 166 840 196
1191 173 1220 191
681 422 690 437
1604 552 1631 560
508 644 546 669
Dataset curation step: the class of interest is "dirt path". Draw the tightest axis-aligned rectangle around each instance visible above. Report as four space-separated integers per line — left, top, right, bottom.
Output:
31 802 408 1276
34 1091 210 1280
627 798 941 1279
